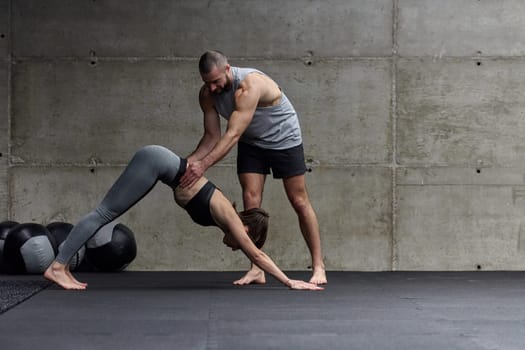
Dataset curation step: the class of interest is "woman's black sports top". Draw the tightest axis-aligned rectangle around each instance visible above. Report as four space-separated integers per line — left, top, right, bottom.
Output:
184 181 218 227
170 158 218 227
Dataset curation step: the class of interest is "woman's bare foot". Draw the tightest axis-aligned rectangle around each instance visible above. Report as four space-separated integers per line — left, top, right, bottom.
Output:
233 267 266 285
309 266 327 285
44 262 86 290
66 269 88 287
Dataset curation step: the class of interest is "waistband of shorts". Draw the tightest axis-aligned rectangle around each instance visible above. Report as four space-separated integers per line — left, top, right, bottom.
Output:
170 158 187 187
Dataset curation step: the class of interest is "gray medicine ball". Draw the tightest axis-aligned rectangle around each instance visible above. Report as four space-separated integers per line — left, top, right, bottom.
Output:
86 221 137 272
3 223 58 274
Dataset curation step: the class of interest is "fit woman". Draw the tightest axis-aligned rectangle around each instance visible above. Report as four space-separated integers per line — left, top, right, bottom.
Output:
44 145 322 291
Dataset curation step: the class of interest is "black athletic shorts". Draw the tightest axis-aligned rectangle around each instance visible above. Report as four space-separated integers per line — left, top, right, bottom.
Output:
237 141 307 179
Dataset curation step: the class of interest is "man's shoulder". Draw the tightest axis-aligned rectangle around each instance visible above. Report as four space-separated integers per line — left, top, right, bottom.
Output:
199 85 212 98
235 66 266 79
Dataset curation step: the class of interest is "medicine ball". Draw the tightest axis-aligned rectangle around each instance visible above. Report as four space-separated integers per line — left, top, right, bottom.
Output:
0 221 19 273
86 221 137 272
3 223 58 274
46 222 86 271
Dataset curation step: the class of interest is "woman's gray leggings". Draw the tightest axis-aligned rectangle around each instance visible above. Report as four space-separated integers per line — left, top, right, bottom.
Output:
55 145 182 265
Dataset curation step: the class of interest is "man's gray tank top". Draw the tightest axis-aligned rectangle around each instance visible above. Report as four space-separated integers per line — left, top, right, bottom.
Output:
212 67 302 150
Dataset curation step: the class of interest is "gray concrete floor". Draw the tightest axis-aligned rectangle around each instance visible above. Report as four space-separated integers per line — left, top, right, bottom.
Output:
1 271 525 349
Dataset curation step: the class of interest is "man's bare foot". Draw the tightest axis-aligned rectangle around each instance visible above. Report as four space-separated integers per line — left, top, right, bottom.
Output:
44 262 86 290
309 267 327 285
233 269 266 285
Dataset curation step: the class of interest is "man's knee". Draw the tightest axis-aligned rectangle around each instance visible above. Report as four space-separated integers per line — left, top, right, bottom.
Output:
243 190 263 209
239 173 265 208
287 192 311 214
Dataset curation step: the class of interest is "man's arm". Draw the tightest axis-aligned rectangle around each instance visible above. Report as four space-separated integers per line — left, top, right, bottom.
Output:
187 87 222 164
180 78 260 188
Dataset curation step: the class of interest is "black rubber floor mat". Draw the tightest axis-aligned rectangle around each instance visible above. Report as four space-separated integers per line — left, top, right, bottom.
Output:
0 280 51 314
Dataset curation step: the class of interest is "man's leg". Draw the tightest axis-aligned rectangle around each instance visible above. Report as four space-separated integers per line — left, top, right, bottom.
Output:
233 172 267 285
283 174 327 285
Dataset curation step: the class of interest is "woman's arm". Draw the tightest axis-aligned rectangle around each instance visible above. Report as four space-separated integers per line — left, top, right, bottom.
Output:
209 191 323 291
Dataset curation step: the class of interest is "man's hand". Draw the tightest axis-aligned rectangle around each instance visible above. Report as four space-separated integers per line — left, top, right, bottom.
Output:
179 160 206 188
288 279 324 291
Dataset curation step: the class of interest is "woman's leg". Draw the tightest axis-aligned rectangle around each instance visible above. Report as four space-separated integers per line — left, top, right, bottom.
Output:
45 145 182 289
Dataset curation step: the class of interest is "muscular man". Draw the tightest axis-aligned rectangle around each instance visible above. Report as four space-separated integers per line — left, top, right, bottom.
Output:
180 50 326 285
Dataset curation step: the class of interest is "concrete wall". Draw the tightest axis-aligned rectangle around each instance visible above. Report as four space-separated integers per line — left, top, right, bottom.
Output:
3 0 525 271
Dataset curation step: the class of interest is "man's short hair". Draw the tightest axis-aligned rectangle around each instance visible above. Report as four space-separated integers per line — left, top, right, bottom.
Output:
199 50 228 74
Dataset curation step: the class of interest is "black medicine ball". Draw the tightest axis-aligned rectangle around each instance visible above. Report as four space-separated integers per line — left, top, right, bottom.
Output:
0 221 19 273
47 222 85 271
46 222 74 243
3 223 58 274
86 222 137 272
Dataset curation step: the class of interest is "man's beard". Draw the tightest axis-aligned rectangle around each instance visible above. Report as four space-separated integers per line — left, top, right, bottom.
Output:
213 75 232 95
